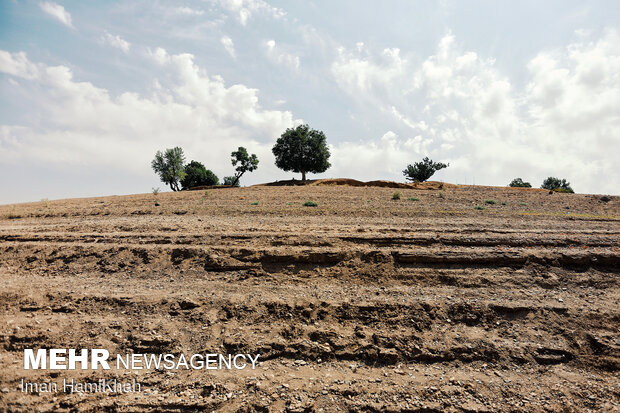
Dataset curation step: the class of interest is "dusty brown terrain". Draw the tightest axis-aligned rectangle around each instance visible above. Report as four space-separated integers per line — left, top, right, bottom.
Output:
0 184 619 412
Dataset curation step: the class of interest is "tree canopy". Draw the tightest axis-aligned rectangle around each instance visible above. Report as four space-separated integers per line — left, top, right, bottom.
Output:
403 157 449 182
230 147 259 187
541 177 574 193
272 124 331 181
151 147 186 191
509 178 532 188
181 160 219 190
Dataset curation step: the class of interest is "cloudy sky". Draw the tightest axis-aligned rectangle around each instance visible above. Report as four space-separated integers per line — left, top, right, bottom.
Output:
1 0 619 203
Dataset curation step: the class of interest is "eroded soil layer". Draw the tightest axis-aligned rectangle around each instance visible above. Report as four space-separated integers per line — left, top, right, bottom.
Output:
1 186 619 412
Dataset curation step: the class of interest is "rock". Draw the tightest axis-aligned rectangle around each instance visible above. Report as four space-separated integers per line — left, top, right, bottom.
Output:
179 299 199 310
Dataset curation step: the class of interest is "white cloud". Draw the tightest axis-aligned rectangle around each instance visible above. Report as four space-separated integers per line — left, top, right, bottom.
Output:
0 49 299 183
102 32 131 53
329 131 434 181
216 0 286 26
39 2 73 28
330 31 620 194
175 6 204 16
221 36 236 58
264 39 300 70
0 51 41 79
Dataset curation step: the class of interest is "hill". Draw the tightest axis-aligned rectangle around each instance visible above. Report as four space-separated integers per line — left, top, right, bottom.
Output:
0 185 618 411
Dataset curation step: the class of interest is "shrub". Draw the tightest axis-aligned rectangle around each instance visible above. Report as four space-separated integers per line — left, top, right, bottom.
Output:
541 177 574 193
438 191 444 199
408 197 419 201
181 161 219 189
519 202 527 206
501 202 506 206
474 206 485 210
223 176 240 187
250 201 259 205
152 187 160 195
303 201 318 207
485 199 497 205
403 157 449 182
392 191 401 200
509 178 532 188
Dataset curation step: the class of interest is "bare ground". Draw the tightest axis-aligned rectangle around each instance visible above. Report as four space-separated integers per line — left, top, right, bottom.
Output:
0 185 619 412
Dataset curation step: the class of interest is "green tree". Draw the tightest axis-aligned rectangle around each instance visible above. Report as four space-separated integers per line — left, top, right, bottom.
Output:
272 124 331 181
230 147 259 187
541 177 574 193
509 178 532 188
181 160 219 189
151 147 186 191
403 157 449 182
223 176 240 187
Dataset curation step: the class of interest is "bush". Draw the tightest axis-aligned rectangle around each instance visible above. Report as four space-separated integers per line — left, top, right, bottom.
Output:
223 176 240 187
541 177 574 193
485 199 496 205
392 191 401 200
181 160 219 189
403 157 449 182
509 178 532 188
474 206 485 210
250 201 259 205
303 201 318 207
408 197 419 201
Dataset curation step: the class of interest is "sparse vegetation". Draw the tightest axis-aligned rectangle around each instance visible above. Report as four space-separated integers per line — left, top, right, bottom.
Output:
181 161 219 189
485 200 497 205
519 202 528 206
272 124 331 181
438 191 445 199
392 191 401 200
152 187 160 206
408 197 419 201
403 157 449 182
303 201 318 207
152 147 186 191
509 178 532 188
501 202 506 206
474 206 485 210
230 147 259 187
250 201 259 205
541 177 574 193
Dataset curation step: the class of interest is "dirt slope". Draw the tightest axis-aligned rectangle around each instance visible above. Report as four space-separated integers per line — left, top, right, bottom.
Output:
0 185 619 412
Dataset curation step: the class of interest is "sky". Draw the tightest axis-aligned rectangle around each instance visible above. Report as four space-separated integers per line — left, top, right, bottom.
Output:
1 0 619 203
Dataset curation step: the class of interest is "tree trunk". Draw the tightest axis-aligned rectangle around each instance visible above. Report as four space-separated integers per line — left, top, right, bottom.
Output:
302 171 306 182
231 173 242 187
